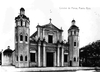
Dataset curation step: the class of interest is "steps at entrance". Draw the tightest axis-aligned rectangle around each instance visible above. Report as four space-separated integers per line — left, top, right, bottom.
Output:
0 66 97 72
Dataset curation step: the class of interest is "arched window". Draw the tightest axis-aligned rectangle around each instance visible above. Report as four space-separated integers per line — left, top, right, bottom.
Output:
21 20 23 26
74 42 76 46
74 31 76 35
25 35 28 42
25 21 27 27
20 34 23 41
25 56 27 61
16 56 18 61
74 57 76 62
20 55 23 61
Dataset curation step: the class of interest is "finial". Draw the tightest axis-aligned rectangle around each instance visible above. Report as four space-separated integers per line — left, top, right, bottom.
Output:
20 7 25 15
49 18 52 23
49 9 52 23
72 19 75 25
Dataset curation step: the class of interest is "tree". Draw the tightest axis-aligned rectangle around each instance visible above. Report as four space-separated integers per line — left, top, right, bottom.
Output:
80 40 100 67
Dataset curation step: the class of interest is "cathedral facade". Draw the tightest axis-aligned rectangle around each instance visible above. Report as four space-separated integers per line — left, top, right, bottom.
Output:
0 8 79 68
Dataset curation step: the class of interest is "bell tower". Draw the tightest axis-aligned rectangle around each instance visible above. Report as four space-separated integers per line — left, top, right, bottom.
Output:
68 19 79 67
15 8 30 67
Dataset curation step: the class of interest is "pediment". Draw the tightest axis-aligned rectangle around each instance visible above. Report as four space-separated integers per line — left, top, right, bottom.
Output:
42 23 62 32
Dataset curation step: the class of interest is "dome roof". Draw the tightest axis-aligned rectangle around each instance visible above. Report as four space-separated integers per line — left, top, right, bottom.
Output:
15 7 29 20
3 47 13 56
72 19 75 23
70 24 79 29
68 19 79 31
20 7 25 11
15 14 29 20
68 24 79 32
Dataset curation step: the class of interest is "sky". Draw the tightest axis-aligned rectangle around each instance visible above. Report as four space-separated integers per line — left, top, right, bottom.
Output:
0 0 100 50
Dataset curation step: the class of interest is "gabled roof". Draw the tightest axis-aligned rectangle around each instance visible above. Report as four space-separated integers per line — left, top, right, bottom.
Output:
30 31 37 38
30 18 63 39
37 18 63 32
37 23 63 32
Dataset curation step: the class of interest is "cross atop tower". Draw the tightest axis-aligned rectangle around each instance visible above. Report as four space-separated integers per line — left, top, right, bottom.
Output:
49 18 52 23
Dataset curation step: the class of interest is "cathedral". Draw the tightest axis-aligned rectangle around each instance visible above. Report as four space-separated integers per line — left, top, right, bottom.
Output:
0 8 79 68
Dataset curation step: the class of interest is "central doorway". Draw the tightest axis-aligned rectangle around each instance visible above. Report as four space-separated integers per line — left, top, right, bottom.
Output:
46 52 54 67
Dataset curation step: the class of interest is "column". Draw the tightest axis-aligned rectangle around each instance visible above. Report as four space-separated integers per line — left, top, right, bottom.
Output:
43 44 46 67
57 47 60 66
54 52 56 66
38 44 41 67
61 47 64 66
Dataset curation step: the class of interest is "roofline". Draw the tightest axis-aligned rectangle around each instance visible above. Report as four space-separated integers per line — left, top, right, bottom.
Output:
36 24 63 32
